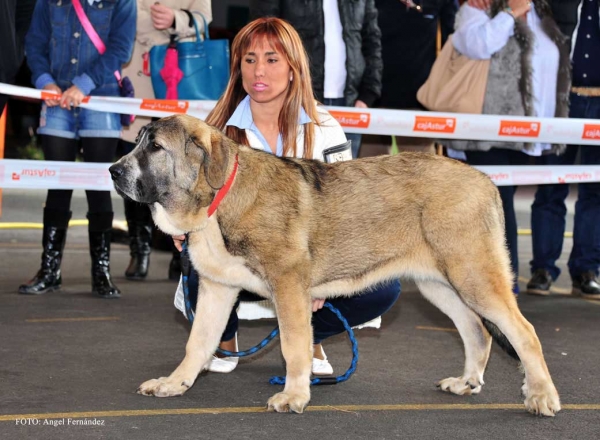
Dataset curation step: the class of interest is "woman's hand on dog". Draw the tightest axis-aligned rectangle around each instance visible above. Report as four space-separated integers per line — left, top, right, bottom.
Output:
172 234 186 251
312 298 325 312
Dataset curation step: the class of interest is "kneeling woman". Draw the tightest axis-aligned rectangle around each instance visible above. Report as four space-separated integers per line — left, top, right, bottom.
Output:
174 17 401 375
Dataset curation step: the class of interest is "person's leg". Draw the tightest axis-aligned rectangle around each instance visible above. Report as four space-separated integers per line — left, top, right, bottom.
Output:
466 149 522 293
82 137 121 298
19 134 78 294
529 148 576 285
120 140 153 280
312 280 401 344
569 96 600 298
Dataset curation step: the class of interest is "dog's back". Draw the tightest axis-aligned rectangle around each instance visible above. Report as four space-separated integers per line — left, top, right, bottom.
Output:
279 153 508 289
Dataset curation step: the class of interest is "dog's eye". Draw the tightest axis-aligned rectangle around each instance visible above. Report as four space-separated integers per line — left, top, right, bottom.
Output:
152 142 162 150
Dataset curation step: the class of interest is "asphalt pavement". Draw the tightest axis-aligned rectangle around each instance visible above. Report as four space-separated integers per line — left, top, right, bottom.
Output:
0 185 598 440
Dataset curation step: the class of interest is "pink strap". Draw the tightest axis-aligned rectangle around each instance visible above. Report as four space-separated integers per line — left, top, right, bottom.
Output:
72 0 106 55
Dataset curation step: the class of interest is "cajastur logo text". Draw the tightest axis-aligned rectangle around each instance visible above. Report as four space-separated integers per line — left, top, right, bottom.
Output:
141 100 189 114
582 124 600 140
12 168 57 180
329 111 370 128
413 116 456 133
498 121 541 137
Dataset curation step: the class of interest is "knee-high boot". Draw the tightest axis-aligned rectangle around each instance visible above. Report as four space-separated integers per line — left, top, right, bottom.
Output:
88 212 121 299
124 200 152 280
19 208 71 294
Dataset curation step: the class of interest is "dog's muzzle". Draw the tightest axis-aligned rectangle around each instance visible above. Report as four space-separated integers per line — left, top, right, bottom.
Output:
109 163 125 181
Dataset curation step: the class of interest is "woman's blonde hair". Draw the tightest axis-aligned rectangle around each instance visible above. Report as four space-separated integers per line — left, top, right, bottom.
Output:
206 17 318 159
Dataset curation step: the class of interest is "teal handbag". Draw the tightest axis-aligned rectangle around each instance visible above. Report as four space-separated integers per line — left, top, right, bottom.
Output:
149 13 230 100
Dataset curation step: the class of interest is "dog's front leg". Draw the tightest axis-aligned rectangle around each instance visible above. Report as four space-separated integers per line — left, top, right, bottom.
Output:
138 278 240 397
267 280 313 413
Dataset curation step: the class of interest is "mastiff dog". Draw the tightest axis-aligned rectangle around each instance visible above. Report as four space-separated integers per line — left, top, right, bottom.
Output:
109 114 560 416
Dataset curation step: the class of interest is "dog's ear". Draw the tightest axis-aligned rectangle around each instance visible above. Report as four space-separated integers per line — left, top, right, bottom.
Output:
190 128 231 190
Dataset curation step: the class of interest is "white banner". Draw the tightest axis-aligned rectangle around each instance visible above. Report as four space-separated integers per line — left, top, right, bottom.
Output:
2 159 600 189
2 83 600 144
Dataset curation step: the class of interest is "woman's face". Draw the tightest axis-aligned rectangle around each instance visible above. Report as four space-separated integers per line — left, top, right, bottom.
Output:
241 37 292 107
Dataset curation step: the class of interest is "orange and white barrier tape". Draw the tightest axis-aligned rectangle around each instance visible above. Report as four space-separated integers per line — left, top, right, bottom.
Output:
2 82 600 144
2 83 600 189
2 159 600 189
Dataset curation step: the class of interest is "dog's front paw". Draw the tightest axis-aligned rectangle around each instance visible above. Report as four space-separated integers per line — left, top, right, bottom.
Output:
267 391 310 413
437 376 483 395
523 380 561 417
137 376 192 397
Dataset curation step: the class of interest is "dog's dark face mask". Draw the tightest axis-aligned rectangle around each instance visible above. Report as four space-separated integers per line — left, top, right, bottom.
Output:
109 116 230 213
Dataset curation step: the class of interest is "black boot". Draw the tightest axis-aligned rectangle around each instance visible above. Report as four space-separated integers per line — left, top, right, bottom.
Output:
124 200 153 280
169 248 182 281
88 212 121 299
19 208 71 295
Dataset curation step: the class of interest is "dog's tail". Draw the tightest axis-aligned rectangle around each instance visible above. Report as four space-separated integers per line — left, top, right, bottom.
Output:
482 318 520 361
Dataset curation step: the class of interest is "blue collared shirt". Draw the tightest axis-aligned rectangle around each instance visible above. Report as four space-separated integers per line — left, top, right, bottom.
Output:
225 95 312 157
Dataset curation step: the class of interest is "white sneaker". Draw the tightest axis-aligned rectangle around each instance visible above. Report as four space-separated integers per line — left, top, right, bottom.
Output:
207 334 239 373
312 350 334 376
207 355 239 373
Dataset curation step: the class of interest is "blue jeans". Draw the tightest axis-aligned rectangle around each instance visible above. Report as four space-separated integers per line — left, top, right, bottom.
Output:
322 98 362 159
466 148 531 293
530 94 600 280
187 269 401 344
38 104 122 139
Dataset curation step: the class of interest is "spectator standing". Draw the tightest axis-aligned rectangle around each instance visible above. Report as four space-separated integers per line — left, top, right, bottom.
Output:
369 0 458 155
19 0 136 298
526 0 600 300
447 0 571 294
249 0 383 159
120 0 212 281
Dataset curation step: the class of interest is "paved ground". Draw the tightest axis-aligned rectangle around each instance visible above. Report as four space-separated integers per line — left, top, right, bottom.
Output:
0 186 598 440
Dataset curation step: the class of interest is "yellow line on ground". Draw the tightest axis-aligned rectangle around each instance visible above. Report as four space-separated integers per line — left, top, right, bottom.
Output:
25 317 120 323
0 403 598 421
517 229 572 238
415 326 458 333
0 220 127 230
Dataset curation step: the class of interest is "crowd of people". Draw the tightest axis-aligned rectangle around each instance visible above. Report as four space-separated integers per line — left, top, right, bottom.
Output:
0 0 599 377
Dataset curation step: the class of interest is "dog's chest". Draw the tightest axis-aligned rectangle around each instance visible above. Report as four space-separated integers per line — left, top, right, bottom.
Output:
188 219 269 296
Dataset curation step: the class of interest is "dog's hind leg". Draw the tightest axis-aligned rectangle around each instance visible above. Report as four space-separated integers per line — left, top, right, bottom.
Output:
416 280 492 396
137 278 240 398
453 273 561 416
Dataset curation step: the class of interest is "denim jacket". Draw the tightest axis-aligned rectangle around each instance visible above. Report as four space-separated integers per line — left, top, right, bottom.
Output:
25 0 136 97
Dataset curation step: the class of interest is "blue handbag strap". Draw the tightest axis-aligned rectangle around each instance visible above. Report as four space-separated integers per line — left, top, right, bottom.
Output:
192 11 210 41
179 10 207 43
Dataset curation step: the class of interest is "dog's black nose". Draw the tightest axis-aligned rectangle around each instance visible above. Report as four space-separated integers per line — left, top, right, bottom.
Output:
109 164 124 180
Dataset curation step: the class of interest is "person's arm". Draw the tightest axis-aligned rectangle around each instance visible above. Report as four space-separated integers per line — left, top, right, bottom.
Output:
71 0 137 95
451 4 515 60
24 0 55 89
171 0 212 39
248 0 280 20
356 0 382 108
312 107 348 161
439 0 459 45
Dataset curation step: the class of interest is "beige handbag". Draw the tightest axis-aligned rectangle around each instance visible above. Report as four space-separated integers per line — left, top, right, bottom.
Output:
417 35 490 114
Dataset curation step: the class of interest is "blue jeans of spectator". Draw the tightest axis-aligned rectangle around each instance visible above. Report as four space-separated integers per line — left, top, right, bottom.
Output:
465 148 531 294
187 268 401 344
322 98 362 159
530 94 600 280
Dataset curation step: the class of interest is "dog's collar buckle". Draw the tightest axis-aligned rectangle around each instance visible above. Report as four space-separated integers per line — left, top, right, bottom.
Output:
207 154 239 218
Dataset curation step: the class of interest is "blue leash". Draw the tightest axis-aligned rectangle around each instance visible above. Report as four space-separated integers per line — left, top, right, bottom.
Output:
181 242 358 386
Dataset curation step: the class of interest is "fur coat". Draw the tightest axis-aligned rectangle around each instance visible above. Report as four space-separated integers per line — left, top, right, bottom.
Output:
448 0 571 154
